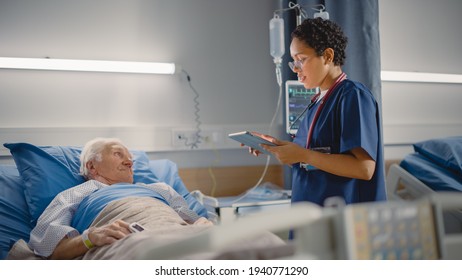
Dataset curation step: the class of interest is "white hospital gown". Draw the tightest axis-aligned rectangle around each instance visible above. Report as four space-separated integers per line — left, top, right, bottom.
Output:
28 180 202 257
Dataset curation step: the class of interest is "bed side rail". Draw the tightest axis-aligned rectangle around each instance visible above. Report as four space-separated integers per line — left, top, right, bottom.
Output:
386 163 434 200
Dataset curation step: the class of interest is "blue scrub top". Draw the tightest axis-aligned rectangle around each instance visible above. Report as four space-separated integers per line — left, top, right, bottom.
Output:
291 79 386 206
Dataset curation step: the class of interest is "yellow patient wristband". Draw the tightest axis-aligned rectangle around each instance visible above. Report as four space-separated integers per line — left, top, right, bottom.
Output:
81 229 94 249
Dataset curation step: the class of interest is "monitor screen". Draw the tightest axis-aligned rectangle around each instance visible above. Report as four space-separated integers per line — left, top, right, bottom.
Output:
285 80 317 135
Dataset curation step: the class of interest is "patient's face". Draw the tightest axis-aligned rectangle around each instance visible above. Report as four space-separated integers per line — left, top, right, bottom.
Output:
92 143 134 184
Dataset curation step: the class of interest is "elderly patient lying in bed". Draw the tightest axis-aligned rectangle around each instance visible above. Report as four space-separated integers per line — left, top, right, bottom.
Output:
27 137 213 259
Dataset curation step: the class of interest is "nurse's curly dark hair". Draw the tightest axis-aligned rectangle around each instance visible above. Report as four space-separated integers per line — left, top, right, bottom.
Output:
291 18 348 66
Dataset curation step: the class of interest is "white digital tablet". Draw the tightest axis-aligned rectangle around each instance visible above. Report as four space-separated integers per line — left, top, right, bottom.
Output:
228 131 276 155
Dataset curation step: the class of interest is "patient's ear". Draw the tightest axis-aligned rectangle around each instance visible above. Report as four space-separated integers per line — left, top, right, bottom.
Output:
86 161 98 178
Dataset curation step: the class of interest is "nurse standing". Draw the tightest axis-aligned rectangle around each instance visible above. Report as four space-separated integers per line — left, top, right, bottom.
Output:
255 18 386 206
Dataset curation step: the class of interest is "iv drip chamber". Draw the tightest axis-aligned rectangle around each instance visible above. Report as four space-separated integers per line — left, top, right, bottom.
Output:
269 16 285 63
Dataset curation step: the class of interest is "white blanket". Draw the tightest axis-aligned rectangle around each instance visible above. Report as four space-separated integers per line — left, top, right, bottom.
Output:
8 197 291 260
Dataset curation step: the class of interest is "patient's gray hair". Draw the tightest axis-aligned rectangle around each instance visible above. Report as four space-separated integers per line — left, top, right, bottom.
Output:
80 137 126 180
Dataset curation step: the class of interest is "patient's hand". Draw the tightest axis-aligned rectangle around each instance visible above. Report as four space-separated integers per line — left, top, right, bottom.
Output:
51 219 131 259
89 219 131 246
193 217 213 226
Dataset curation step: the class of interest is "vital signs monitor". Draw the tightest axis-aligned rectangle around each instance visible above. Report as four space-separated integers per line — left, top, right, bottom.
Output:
285 80 317 135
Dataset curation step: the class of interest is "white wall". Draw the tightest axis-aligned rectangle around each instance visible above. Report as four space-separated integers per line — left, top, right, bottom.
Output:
379 0 462 159
1 0 461 167
0 0 282 167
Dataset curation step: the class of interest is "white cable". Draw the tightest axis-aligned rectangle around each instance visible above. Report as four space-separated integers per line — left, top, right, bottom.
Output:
230 66 283 205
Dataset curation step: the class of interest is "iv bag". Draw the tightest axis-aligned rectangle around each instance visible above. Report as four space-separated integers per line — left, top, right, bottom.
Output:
269 17 285 61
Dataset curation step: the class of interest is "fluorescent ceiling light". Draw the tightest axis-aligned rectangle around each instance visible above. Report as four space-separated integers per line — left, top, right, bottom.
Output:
381 71 462 84
0 57 176 74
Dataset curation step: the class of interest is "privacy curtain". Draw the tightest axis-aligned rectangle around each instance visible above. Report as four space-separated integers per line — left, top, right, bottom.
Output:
281 0 381 102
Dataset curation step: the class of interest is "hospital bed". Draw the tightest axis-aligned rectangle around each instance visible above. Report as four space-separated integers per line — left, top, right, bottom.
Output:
386 136 462 200
0 142 215 259
1 142 300 260
2 141 462 260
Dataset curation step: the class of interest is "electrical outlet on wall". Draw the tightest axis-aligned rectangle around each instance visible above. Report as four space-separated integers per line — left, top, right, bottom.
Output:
171 128 223 149
172 129 199 147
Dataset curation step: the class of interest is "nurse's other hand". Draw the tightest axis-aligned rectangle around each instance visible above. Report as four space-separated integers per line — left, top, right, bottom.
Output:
241 143 262 156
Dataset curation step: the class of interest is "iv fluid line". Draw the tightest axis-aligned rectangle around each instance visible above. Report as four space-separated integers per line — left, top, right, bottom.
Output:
231 12 285 205
231 66 283 205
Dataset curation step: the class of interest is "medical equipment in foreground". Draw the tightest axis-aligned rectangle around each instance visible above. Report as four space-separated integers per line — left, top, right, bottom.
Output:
302 192 462 259
138 192 462 260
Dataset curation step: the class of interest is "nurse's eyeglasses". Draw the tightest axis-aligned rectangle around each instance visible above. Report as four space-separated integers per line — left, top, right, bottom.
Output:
288 57 307 72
